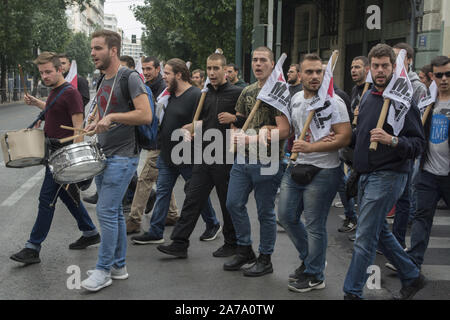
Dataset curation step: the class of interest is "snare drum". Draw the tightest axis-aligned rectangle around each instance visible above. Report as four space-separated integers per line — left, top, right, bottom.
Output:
48 141 106 184
1 129 46 168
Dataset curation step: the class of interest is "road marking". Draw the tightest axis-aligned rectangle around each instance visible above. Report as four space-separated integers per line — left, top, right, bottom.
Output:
420 265 450 281
405 237 450 249
0 168 44 207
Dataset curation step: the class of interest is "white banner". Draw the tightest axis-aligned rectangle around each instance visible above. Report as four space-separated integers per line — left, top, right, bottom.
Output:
366 70 373 84
201 77 210 93
383 49 413 136
156 88 170 125
257 53 291 123
306 54 339 140
135 57 145 82
418 81 438 115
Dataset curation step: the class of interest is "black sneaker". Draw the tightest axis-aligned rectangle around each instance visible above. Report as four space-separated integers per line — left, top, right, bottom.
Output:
395 273 426 300
338 218 357 233
69 234 101 250
131 232 164 245
10 248 41 265
157 242 188 258
223 245 256 271
213 243 237 257
344 293 363 300
83 193 98 204
243 254 273 277
200 224 222 241
288 274 325 293
288 262 306 282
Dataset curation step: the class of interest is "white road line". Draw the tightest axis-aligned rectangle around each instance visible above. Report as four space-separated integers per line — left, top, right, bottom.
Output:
0 168 44 207
405 237 450 249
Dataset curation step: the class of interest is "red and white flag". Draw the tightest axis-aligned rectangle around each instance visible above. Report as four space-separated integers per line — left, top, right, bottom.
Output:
65 60 78 89
306 54 339 140
257 53 291 123
383 49 414 136
135 57 145 82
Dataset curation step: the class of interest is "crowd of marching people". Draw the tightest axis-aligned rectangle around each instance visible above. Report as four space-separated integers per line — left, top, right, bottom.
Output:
8 28 449 300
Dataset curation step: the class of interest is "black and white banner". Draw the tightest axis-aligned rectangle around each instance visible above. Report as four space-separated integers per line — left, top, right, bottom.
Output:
257 53 291 123
383 49 413 136
418 81 437 115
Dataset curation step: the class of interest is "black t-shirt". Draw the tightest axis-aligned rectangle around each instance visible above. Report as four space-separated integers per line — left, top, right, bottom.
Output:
158 86 201 166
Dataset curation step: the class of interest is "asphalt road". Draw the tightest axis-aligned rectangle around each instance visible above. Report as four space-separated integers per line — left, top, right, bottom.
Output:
0 100 449 301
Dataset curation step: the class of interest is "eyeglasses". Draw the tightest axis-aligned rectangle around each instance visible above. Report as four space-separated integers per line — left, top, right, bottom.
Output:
434 71 450 79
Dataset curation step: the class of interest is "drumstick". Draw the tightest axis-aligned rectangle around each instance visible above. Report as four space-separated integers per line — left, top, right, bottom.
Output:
369 98 391 151
191 92 207 134
60 125 87 132
18 64 28 96
352 82 371 126
58 130 96 144
421 103 433 125
291 50 339 161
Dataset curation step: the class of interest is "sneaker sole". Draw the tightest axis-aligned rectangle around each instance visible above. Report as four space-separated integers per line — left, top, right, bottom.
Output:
156 246 187 258
10 256 40 265
200 226 222 241
288 281 326 293
223 259 257 271
385 263 398 272
81 278 113 292
132 239 165 245
87 270 129 280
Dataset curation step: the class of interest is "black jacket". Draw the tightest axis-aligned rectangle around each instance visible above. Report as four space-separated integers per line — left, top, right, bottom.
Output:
146 73 166 100
352 88 426 174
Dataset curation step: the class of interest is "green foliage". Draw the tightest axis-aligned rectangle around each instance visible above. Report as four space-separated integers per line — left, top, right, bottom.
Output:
132 0 253 70
65 32 94 77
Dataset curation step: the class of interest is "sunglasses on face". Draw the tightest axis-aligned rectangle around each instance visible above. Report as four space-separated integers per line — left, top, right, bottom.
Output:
434 71 450 79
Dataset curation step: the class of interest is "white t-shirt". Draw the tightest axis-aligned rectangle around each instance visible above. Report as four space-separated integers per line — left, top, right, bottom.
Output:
424 99 450 176
290 91 350 168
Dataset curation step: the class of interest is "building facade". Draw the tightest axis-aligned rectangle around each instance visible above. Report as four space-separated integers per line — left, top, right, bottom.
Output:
277 0 450 93
66 0 105 36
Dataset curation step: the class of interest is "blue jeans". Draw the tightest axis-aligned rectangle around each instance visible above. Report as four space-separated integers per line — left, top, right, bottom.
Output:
226 161 283 255
343 171 420 298
337 163 356 220
392 160 414 248
278 166 341 281
95 156 139 271
147 156 218 239
408 170 450 267
26 166 97 252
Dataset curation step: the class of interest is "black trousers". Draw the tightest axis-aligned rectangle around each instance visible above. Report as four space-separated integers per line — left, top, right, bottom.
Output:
171 163 236 247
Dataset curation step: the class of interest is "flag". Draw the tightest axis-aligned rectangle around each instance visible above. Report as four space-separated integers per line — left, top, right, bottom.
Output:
306 53 339 140
383 49 414 136
135 57 145 82
156 87 170 125
257 53 291 123
366 70 373 84
418 81 438 115
201 77 210 93
65 60 78 89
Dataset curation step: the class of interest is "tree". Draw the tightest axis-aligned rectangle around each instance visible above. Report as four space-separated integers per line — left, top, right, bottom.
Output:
65 32 94 78
132 0 254 71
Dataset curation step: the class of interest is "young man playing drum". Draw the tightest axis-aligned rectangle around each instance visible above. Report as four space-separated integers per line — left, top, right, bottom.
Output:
81 30 152 292
10 52 100 265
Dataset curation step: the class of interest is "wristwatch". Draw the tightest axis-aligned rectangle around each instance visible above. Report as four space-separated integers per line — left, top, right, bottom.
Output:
390 136 399 147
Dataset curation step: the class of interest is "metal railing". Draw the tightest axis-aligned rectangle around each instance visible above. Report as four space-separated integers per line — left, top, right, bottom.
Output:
0 87 51 104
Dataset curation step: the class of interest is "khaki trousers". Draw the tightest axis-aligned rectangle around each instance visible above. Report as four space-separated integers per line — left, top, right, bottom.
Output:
129 149 178 223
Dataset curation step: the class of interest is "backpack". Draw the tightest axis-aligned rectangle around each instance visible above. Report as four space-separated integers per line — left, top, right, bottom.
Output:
97 68 159 150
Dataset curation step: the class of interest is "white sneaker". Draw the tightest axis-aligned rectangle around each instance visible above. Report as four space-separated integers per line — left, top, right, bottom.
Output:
87 266 129 280
385 262 398 272
333 201 344 208
81 269 112 292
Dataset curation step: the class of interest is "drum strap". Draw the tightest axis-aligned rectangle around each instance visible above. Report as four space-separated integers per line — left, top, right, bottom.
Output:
28 83 71 129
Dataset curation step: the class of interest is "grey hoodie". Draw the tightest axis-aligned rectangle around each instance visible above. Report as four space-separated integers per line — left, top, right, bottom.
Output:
409 70 427 106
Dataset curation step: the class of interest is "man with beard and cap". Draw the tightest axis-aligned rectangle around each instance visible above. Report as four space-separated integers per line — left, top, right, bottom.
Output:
58 53 90 108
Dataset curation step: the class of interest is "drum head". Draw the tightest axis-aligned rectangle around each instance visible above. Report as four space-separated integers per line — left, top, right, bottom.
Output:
54 161 106 184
